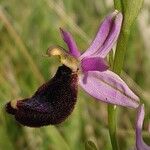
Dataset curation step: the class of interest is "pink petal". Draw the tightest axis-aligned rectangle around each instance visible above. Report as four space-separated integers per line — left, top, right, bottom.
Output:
79 70 139 108
96 12 123 58
135 105 150 150
80 11 123 59
60 28 81 58
81 57 109 72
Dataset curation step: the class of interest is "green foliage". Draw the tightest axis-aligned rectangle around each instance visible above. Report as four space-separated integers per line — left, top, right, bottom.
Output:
85 141 97 150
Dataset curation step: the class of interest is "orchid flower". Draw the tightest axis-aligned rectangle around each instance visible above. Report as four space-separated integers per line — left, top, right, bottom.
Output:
6 11 140 127
5 9 150 150
135 104 150 150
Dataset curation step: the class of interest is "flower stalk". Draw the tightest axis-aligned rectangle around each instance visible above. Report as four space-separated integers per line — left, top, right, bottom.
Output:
108 105 118 150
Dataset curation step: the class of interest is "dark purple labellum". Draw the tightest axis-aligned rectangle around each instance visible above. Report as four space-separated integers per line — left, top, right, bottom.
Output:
5 65 78 127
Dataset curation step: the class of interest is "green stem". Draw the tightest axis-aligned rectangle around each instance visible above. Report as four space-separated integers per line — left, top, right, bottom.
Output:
113 29 130 74
108 105 118 150
113 0 122 11
108 6 130 150
108 49 119 150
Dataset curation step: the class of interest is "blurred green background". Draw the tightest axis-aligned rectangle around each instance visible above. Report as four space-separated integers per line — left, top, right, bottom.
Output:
0 0 150 149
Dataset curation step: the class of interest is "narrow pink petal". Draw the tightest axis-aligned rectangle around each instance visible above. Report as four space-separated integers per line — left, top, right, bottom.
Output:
79 70 139 108
81 57 109 72
60 28 81 58
80 11 123 59
135 105 150 150
80 12 117 59
96 12 123 58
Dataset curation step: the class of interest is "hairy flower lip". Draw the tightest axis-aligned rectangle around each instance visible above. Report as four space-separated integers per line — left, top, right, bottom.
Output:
6 65 78 127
